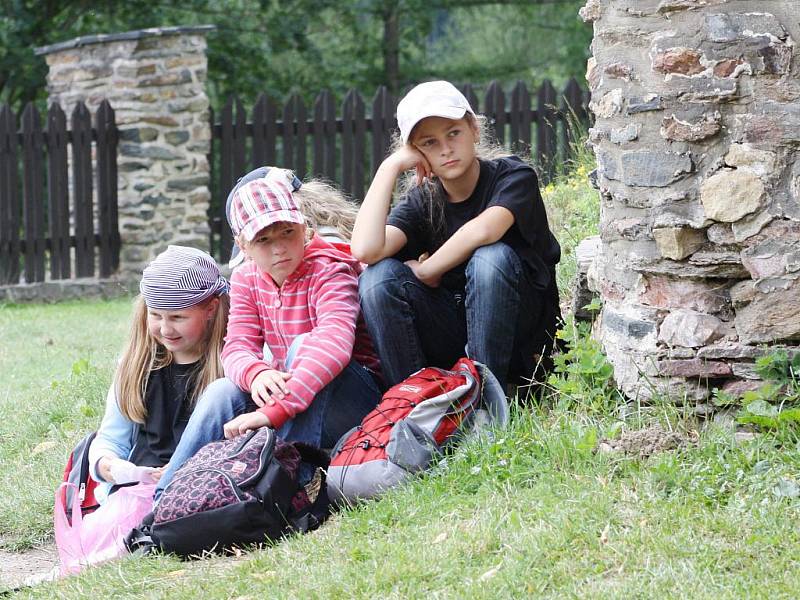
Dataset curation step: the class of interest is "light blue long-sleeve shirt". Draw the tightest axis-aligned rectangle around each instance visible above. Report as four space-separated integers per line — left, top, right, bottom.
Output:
87 383 140 501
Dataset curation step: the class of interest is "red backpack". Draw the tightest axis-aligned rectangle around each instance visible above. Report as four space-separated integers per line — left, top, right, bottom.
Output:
326 358 508 504
57 431 101 524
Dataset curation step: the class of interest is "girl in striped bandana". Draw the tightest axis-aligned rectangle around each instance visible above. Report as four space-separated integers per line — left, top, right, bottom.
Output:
88 246 230 501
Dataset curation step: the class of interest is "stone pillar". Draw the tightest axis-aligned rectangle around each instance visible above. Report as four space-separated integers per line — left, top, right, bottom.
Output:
581 1 800 404
36 26 214 279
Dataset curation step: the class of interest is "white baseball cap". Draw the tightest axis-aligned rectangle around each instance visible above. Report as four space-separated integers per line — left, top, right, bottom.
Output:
396 81 475 143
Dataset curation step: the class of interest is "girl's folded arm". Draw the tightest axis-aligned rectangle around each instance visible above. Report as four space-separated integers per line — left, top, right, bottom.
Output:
414 205 515 284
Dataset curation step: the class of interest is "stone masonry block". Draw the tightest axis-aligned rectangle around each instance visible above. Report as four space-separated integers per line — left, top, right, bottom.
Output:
639 275 729 314
661 112 721 142
659 309 726 347
600 150 693 188
653 227 706 260
700 169 765 222
734 277 800 343
652 48 706 76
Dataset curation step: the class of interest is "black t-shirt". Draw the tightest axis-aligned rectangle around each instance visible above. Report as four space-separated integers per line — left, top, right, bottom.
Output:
386 156 561 292
129 362 198 468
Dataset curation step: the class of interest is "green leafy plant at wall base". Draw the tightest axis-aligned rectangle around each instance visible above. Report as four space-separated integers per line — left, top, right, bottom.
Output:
545 315 623 415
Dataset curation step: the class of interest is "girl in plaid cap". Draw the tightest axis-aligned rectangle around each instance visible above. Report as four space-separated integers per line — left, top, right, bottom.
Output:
352 80 562 394
158 168 381 472
88 246 230 502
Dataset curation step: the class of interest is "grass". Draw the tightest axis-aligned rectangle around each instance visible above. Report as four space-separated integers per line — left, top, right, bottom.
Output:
17 412 800 598
4 159 800 597
0 298 131 549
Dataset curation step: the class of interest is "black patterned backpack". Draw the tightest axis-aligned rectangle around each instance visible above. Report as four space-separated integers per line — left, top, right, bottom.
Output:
125 427 329 557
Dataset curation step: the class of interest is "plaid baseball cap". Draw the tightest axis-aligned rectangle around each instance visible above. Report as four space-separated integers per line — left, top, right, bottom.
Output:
140 245 229 310
226 167 303 268
396 80 475 143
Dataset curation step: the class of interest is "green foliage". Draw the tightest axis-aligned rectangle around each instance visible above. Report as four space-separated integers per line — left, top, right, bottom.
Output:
1 0 592 115
728 350 800 440
0 0 185 108
545 316 623 415
427 1 590 90
540 133 599 301
754 349 800 384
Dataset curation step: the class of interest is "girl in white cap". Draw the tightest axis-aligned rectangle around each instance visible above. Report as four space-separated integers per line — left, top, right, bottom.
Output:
88 246 230 500
352 80 562 394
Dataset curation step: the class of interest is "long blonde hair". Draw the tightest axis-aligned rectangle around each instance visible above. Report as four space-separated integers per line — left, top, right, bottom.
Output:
293 179 359 241
115 294 230 424
394 113 513 242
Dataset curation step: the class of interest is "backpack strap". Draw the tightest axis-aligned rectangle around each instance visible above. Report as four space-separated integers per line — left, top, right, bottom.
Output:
288 443 331 533
123 511 157 555
293 442 330 469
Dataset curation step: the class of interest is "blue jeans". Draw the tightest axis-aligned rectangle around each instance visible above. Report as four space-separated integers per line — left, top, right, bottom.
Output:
155 335 381 497
359 242 539 391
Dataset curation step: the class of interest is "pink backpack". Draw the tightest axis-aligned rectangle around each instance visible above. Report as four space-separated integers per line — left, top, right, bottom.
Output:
327 358 508 504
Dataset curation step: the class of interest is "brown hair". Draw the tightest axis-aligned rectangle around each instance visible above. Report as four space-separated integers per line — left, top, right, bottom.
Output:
115 294 229 423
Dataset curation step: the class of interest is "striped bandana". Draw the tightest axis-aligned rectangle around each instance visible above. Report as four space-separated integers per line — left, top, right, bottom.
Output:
140 245 229 310
228 175 304 243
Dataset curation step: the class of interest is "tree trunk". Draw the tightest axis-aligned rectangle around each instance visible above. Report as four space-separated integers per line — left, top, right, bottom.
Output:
382 2 400 94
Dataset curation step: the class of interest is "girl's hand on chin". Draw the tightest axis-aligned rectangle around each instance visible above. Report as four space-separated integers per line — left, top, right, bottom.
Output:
388 146 432 185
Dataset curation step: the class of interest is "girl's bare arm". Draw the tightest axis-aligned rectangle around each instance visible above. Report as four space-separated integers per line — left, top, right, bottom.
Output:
351 148 429 264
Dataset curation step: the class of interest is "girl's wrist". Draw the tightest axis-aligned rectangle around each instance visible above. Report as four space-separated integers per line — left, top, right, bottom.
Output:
417 261 429 280
382 155 409 177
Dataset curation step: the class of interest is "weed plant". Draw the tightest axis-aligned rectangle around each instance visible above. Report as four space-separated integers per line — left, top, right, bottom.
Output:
713 350 800 445
540 134 599 303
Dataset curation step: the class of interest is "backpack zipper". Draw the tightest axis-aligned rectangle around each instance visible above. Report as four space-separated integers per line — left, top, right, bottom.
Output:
239 429 277 487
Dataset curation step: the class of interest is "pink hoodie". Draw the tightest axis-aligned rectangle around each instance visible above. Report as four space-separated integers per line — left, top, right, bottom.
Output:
222 234 380 429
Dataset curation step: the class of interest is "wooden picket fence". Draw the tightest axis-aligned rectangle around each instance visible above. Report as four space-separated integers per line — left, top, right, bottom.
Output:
209 78 589 261
0 100 119 285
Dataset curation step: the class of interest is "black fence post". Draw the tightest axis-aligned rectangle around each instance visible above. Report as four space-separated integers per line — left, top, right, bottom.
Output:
0 105 20 284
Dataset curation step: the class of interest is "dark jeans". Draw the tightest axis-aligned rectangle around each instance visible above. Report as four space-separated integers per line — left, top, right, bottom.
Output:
359 242 542 391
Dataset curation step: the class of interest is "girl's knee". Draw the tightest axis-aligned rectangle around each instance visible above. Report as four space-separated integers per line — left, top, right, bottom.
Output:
194 377 244 413
359 258 407 300
467 243 518 280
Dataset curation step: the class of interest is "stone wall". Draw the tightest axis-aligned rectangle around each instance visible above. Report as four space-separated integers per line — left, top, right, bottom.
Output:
581 1 800 405
35 26 214 279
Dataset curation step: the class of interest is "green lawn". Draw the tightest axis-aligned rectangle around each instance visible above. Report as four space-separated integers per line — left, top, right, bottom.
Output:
4 159 800 597
0 298 132 549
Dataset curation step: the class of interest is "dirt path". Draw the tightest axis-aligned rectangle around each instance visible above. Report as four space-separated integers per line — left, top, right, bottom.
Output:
0 543 59 592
